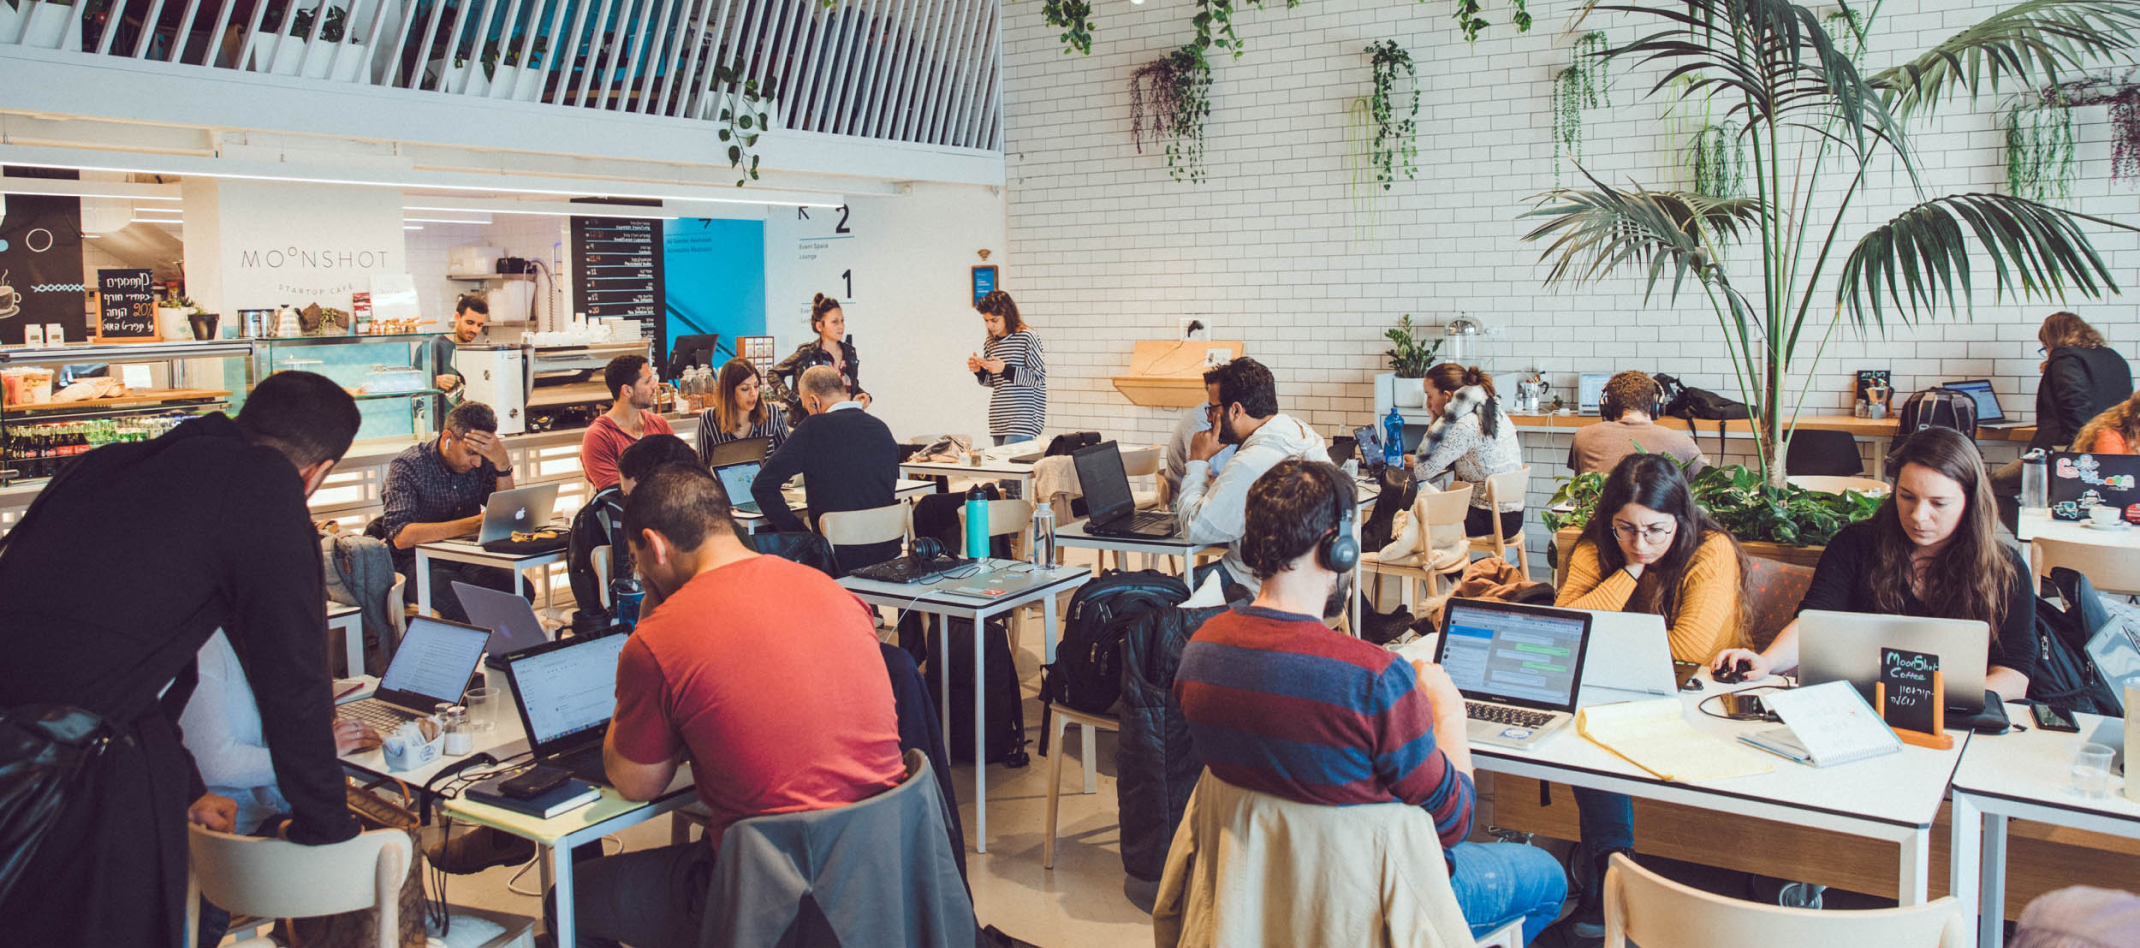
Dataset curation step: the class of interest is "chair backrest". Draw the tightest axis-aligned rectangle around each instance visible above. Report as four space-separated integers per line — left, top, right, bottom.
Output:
1120 445 1163 478
1784 429 1866 478
1605 854 1967 948
590 545 614 608
706 436 772 469
1742 555 1814 652
820 503 910 548
2035 537 2140 596
1786 475 1888 497
185 824 412 948
1482 466 1531 513
957 499 1032 540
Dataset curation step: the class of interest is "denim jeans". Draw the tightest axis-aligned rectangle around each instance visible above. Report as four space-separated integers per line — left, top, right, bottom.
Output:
1573 786 1636 861
992 434 1036 447
1448 840 1569 944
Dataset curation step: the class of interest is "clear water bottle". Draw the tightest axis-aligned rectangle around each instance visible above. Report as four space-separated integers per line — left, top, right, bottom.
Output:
2022 450 2049 511
1382 406 1406 470
1031 502 1056 567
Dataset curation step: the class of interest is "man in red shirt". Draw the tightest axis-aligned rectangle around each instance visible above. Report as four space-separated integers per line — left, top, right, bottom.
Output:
549 466 904 947
578 354 674 491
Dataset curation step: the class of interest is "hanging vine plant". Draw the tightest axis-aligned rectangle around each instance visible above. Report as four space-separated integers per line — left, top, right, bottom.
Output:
1823 7 1865 64
710 63 777 187
1130 45 1214 183
1550 33 1609 187
1689 123 1748 198
2007 96 2077 202
2050 74 2140 183
1344 98 1385 242
1361 40 1420 190
1043 0 1094 55
1452 0 1532 44
1191 0 1292 60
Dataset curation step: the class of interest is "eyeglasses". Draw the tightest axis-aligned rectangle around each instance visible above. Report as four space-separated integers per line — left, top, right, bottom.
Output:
1611 522 1677 543
2038 346 2048 356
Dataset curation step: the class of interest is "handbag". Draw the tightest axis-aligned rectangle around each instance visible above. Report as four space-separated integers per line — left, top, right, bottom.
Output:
275 780 430 948
0 705 119 905
1654 373 1750 456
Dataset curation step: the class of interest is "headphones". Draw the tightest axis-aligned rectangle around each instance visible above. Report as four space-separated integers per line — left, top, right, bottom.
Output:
912 536 947 561
1314 463 1360 573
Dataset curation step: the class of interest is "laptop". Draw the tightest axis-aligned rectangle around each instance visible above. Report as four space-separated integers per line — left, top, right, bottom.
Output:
848 551 978 585
705 436 770 469
452 581 553 667
1945 379 2027 429
937 562 1056 600
1072 441 1178 539
1797 610 1989 714
1433 598 1594 750
469 483 561 543
2050 451 2140 521
711 459 764 515
1563 609 1679 704
1579 373 1612 415
338 617 490 731
502 633 632 787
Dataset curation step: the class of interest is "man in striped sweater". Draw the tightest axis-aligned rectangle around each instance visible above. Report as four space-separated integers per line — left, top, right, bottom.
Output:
1175 459 1568 944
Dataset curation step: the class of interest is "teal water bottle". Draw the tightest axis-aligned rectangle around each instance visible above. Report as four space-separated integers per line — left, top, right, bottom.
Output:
964 486 990 560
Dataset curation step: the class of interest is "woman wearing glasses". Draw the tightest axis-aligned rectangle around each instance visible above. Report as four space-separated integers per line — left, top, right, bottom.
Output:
1551 452 1751 939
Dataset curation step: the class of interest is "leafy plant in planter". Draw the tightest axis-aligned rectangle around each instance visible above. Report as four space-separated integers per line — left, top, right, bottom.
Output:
482 34 550 78
1522 0 2140 488
2047 73 2140 183
2006 96 2077 203
1361 40 1420 190
1043 0 1093 55
1550 32 1608 187
1384 314 1443 379
1452 0 1532 44
710 63 777 187
288 4 347 41
1129 46 1213 183
1543 462 1883 547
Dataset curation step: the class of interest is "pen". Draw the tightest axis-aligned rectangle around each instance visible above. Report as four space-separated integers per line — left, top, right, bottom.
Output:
334 681 365 701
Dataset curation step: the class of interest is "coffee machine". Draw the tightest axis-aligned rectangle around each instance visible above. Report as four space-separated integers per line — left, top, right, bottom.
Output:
454 344 531 435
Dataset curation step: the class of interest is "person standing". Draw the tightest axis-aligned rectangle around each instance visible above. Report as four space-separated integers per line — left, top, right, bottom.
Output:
773 294 869 423
580 354 675 491
965 290 1047 445
754 366 900 572
428 295 489 403
695 357 790 464
0 371 364 948
379 401 520 624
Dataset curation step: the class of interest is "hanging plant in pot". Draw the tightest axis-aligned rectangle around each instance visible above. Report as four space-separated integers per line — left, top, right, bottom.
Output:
1043 0 1093 55
1451 0 1532 43
1129 45 1213 183
1360 39 1419 191
1550 32 1608 187
1383 314 1442 409
2048 73 2140 184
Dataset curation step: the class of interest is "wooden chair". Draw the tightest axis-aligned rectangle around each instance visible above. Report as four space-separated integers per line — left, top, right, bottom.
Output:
1123 444 1166 510
184 824 415 948
1043 704 1120 869
1452 466 1533 581
1604 853 1968 948
2034 536 2140 597
1786 475 1888 497
1360 486 1474 607
819 504 911 552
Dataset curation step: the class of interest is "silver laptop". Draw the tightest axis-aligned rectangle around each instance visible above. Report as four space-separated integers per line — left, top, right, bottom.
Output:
473 483 561 543
1798 610 1990 714
452 581 553 665
936 561 1056 601
1434 598 1594 750
1945 379 2027 429
337 617 489 732
1567 609 1679 704
711 459 764 515
1578 373 1612 415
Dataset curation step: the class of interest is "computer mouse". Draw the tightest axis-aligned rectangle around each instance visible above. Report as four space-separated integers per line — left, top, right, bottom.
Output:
1714 659 1752 684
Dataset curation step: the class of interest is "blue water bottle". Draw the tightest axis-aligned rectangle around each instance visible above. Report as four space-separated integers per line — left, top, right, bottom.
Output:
964 486 990 560
1382 406 1406 470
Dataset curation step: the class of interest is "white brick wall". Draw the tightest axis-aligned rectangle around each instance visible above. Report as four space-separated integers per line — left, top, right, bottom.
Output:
1002 0 2139 552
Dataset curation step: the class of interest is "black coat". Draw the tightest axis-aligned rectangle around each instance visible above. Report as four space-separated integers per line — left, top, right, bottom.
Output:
0 414 356 948
773 338 865 426
754 406 901 572
2031 345 2134 451
1116 602 1230 882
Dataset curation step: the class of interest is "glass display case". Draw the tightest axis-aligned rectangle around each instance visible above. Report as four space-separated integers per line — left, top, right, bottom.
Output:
253 333 442 443
0 339 257 484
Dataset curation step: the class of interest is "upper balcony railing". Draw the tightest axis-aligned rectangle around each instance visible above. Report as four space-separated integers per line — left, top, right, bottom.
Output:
0 0 1001 152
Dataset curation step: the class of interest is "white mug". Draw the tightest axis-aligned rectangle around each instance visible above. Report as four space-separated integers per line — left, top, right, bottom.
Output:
2091 505 2125 527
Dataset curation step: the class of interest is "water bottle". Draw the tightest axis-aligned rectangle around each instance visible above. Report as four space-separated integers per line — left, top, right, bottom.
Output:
2022 450 2049 512
964 486 990 560
1031 502 1057 567
1382 406 1406 470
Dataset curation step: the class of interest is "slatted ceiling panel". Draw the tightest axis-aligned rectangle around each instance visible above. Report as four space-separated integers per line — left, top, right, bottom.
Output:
619 0 661 110
861 0 910 139
897 0 945 141
962 0 997 148
913 0 956 143
600 0 642 106
834 0 893 136
813 3 866 132
650 0 703 116
935 0 982 144
673 0 730 117
872 0 927 140
791 8 834 128
556 0 597 102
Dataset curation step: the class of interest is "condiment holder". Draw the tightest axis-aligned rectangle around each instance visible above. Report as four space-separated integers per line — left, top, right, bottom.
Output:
381 716 444 772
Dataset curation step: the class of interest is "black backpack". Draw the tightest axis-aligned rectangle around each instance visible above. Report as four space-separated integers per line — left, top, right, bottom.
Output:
565 487 625 624
2029 567 2126 716
1654 373 1750 456
925 615 1029 767
1893 387 1979 450
1041 570 1190 718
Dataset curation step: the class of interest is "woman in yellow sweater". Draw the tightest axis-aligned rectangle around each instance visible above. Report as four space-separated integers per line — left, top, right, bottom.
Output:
1554 453 1750 938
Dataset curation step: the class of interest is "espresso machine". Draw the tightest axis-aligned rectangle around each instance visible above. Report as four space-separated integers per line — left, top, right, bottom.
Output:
454 344 531 435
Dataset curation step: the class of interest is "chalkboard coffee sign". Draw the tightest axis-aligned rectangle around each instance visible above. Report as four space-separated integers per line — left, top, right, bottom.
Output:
1877 647 1952 749
97 268 159 341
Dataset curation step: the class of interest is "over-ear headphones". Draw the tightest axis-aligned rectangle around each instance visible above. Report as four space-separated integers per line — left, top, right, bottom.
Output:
1315 463 1360 573
912 536 946 562
1651 377 1668 419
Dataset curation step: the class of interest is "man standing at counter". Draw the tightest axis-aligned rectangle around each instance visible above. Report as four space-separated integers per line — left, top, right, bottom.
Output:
429 295 489 402
580 353 674 491
379 400 519 623
0 371 362 948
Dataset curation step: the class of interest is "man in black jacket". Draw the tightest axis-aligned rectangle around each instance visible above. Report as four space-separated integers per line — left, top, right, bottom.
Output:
754 365 900 571
0 371 363 948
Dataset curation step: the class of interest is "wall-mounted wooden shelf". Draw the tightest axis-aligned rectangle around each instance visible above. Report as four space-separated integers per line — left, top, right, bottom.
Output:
1111 340 1244 408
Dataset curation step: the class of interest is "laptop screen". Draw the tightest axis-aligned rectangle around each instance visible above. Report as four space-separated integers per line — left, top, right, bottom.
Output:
510 634 629 749
1579 374 1611 412
712 461 761 506
453 581 547 655
1945 379 2005 423
1072 442 1135 522
1438 600 1590 710
378 617 490 706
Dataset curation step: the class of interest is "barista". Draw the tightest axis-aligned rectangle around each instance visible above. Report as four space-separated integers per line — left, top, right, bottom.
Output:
430 296 490 402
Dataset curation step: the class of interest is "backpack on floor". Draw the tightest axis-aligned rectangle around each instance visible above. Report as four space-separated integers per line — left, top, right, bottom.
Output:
1040 570 1191 719
1893 387 1979 450
2031 567 2126 716
925 615 1029 767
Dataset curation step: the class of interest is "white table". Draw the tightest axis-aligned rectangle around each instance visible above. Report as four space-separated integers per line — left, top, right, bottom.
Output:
328 602 364 677
1052 517 1219 579
731 478 938 533
1949 703 2140 947
2014 509 2140 572
900 444 1038 498
840 560 1092 852
413 538 570 618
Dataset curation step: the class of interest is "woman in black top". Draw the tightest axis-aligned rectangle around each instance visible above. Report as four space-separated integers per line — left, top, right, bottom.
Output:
696 357 790 464
1712 426 2035 700
773 293 867 424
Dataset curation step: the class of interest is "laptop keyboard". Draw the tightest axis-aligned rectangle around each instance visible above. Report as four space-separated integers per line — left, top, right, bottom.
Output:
1465 702 1556 730
550 744 608 785
1122 510 1173 531
339 698 423 731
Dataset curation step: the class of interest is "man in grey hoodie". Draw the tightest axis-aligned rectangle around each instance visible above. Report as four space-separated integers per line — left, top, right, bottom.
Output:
1176 357 1331 593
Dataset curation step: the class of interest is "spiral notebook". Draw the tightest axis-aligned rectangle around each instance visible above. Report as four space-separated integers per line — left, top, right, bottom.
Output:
1741 681 1902 767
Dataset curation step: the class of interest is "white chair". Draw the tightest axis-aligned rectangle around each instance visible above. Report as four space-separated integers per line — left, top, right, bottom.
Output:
956 498 1034 560
1360 485 1474 607
1787 475 1889 497
819 503 911 552
1043 703 1119 870
590 545 615 609
1603 853 1968 948
2034 536 2140 597
184 824 414 948
1452 466 1532 581
1123 444 1166 510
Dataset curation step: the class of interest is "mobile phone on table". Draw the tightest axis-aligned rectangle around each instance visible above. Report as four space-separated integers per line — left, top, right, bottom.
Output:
500 764 571 799
1719 693 1778 722
2030 702 2081 733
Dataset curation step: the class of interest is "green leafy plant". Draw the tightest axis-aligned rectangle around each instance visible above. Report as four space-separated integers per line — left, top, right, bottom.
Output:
1550 32 1608 187
288 4 346 42
1129 46 1213 183
2048 73 2140 182
1042 0 1093 55
1522 0 2140 488
1344 98 1385 242
2006 96 2077 202
1452 0 1532 44
1689 122 1748 198
480 35 550 78
710 63 777 187
1361 40 1420 190
1190 0 1301 60
1383 314 1443 377
1543 463 1883 547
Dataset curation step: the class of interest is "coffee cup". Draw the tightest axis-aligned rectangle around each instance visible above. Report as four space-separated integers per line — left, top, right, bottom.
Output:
0 283 17 315
2091 505 2125 527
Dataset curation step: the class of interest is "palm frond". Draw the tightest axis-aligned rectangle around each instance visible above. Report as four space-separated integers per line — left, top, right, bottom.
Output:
1837 193 2140 326
1520 172 1762 312
1873 0 2140 120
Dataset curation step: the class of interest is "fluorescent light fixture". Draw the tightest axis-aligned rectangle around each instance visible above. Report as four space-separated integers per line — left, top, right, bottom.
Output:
0 180 183 201
403 215 494 225
0 160 842 208
130 217 183 224
404 201 683 220
405 224 424 230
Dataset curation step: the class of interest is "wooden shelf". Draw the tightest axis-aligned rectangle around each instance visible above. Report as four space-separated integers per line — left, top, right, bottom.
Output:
6 388 230 415
1111 340 1244 408
529 381 610 408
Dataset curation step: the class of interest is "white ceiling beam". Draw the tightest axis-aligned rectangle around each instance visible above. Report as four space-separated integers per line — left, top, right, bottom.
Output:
0 178 184 201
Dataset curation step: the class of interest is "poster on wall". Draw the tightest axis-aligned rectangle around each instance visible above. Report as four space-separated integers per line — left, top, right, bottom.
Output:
0 189 86 346
971 265 996 304
662 218 765 374
791 204 856 336
571 215 667 366
96 268 158 341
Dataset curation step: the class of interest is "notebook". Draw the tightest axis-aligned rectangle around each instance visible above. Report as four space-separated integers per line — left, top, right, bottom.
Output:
1744 680 1903 767
1575 697 1775 782
463 771 602 819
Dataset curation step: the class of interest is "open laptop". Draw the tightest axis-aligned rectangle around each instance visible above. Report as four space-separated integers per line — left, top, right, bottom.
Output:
1072 441 1178 539
337 617 489 731
468 483 561 543
452 581 552 667
1579 373 1612 415
1797 610 1989 714
1434 599 1594 750
1562 609 1679 704
502 633 632 786
1945 379 2027 429
711 459 764 515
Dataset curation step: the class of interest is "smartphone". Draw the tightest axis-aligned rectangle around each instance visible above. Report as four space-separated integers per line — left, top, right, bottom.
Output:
2031 702 2082 733
1719 693 1777 722
500 764 571 799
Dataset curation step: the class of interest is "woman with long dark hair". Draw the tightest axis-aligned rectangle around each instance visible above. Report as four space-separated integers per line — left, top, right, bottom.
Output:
1711 426 2035 699
1412 362 1524 539
773 293 867 423
965 290 1047 445
695 358 790 464
1552 453 1751 938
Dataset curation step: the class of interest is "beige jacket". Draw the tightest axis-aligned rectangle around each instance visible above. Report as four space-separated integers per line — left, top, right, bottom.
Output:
1153 771 1476 948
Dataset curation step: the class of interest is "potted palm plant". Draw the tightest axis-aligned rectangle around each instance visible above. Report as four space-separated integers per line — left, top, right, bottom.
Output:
1380 313 1441 409
1522 0 2140 488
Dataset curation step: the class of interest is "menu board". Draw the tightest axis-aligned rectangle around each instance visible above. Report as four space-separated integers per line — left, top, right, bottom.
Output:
1879 647 1939 736
96 268 158 341
571 216 666 363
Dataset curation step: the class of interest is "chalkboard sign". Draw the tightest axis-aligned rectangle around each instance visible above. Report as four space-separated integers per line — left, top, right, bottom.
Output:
1879 647 1940 737
97 268 158 341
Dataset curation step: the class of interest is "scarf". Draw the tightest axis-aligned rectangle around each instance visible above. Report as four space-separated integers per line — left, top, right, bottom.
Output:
1419 384 1497 459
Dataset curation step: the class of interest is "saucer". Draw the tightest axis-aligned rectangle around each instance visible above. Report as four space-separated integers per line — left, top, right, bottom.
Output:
2082 519 2132 530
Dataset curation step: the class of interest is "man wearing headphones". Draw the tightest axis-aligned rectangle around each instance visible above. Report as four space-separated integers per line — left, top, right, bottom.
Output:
1173 459 1568 944
1568 370 1707 475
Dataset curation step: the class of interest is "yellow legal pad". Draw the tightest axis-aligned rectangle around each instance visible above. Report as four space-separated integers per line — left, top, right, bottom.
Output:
1575 698 1775 782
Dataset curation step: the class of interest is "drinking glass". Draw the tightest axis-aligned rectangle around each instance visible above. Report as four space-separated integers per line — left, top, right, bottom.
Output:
463 687 497 734
2071 743 2115 800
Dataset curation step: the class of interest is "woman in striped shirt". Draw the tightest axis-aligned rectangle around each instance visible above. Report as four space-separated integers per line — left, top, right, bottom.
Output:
696 357 789 465
965 290 1047 444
